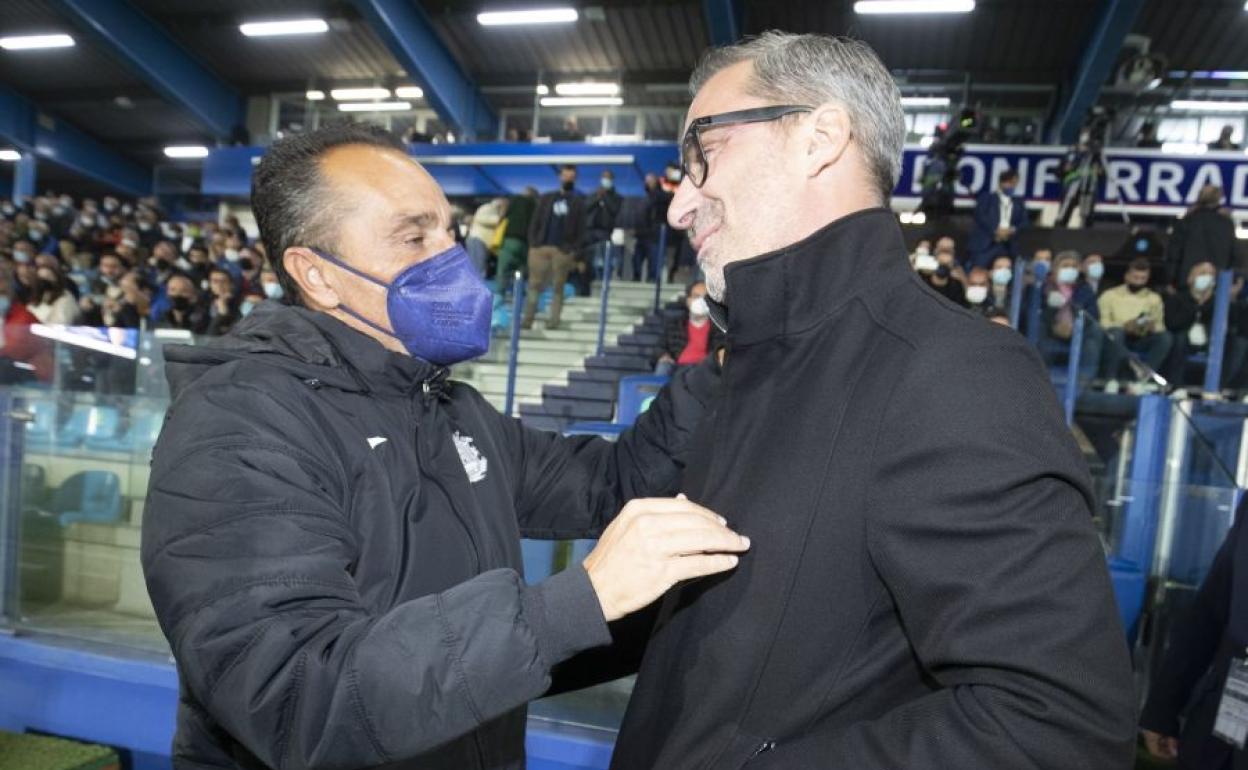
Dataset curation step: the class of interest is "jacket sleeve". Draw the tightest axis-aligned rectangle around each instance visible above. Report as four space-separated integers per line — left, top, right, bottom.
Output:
493 357 718 540
141 388 610 770
758 339 1137 769
1139 516 1237 736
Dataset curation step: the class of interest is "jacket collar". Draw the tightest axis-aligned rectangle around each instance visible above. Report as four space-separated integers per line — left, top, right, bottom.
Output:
708 207 911 346
302 309 446 397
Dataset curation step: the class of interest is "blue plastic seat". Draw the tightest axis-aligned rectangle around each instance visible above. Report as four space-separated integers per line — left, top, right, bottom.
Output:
80 405 121 451
23 400 57 451
54 404 92 449
84 407 165 454
53 470 124 527
617 374 670 426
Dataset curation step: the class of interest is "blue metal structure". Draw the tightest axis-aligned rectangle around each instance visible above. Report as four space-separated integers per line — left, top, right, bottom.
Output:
503 277 526 418
12 153 35 203
1046 0 1147 144
596 245 615 357
354 0 498 141
51 0 243 139
1063 311 1085 426
0 634 613 770
202 143 682 197
1203 270 1234 393
703 0 744 46
0 84 150 196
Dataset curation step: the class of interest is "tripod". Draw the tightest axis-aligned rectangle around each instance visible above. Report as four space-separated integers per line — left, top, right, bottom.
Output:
1056 126 1130 228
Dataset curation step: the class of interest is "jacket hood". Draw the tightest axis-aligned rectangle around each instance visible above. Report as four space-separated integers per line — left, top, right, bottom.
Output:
163 300 441 399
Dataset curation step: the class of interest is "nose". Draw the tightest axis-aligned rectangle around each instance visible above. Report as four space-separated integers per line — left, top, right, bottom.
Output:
667 176 699 232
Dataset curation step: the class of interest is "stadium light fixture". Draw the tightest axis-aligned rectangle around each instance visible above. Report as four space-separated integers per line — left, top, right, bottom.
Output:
394 86 425 99
239 19 329 37
901 96 951 107
0 34 75 50
1171 99 1248 112
555 82 621 97
478 7 579 26
164 145 210 159
331 87 391 100
540 96 624 107
0 150 21 161
305 90 326 101
337 101 412 112
855 1 975 14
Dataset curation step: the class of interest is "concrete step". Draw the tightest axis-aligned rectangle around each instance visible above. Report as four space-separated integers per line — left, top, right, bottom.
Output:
466 372 568 393
478 348 588 367
462 361 583 380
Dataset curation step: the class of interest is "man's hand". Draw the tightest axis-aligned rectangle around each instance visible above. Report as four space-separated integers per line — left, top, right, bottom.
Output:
583 495 749 622
1141 729 1178 760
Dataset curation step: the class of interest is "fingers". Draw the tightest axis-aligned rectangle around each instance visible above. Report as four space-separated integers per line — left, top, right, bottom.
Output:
669 552 741 583
660 529 751 558
622 496 726 526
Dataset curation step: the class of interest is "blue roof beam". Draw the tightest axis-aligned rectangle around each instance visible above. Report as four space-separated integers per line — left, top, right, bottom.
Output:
354 0 498 142
1046 0 1147 145
703 0 744 47
50 0 243 139
0 83 151 197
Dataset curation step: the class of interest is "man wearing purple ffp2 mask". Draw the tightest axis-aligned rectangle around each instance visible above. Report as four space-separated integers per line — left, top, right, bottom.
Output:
142 124 748 770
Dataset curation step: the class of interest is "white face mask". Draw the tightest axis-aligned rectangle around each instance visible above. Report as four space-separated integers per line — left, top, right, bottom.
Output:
1057 266 1080 285
224 248 241 262
992 267 1012 286
1047 290 1067 309
966 285 989 305
1192 273 1215 293
689 296 710 317
914 254 939 273
1086 262 1105 281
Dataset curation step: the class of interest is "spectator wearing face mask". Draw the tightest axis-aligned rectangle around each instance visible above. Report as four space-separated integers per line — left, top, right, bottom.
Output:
1027 247 1053 287
987 255 1016 316
523 164 586 330
969 169 1028 269
466 197 508 278
655 280 724 376
583 170 623 290
1163 261 1247 389
206 266 241 336
259 267 285 303
12 260 38 305
1099 258 1172 379
1040 251 1104 383
239 288 265 319
92 253 126 296
158 274 209 334
1082 252 1107 296
0 269 53 384
916 247 968 307
964 267 992 312
237 249 264 297
1166 185 1236 288
27 267 78 325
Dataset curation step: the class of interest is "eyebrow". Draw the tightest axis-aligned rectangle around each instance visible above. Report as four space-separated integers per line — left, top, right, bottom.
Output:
389 211 440 237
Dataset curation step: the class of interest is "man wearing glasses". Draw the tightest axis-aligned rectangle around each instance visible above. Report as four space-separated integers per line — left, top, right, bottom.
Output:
610 32 1136 769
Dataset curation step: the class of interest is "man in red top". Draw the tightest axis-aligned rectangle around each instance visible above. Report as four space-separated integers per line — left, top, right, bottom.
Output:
0 269 54 384
655 280 725 375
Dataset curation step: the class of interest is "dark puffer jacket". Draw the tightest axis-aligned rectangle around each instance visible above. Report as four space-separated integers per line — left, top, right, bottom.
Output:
141 302 715 769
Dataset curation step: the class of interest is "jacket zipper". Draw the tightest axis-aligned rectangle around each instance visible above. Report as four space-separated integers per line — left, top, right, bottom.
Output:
410 394 482 573
750 741 776 758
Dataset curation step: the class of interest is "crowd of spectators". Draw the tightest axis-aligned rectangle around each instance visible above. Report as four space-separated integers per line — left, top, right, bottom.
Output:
912 183 1246 394
0 192 282 386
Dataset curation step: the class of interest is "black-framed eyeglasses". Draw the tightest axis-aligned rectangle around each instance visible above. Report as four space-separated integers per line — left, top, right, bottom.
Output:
680 104 814 188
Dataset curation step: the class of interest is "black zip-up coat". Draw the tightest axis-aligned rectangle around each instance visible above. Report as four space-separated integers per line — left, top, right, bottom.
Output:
611 209 1137 769
140 303 715 770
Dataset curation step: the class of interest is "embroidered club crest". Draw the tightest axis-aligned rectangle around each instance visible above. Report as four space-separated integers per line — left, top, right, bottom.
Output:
453 432 488 483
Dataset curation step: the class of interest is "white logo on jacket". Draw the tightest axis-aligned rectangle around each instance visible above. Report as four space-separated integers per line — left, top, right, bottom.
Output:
453 432 488 483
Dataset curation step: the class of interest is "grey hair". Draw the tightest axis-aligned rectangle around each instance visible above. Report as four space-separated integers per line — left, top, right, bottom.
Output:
689 31 905 202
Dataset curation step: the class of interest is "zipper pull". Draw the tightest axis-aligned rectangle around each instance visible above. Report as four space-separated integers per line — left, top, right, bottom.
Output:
751 741 776 757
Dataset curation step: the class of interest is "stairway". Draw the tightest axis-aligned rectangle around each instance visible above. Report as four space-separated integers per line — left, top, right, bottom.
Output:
453 281 678 430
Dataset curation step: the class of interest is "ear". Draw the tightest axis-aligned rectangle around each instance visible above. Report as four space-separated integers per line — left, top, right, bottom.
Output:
804 104 853 179
283 247 340 309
